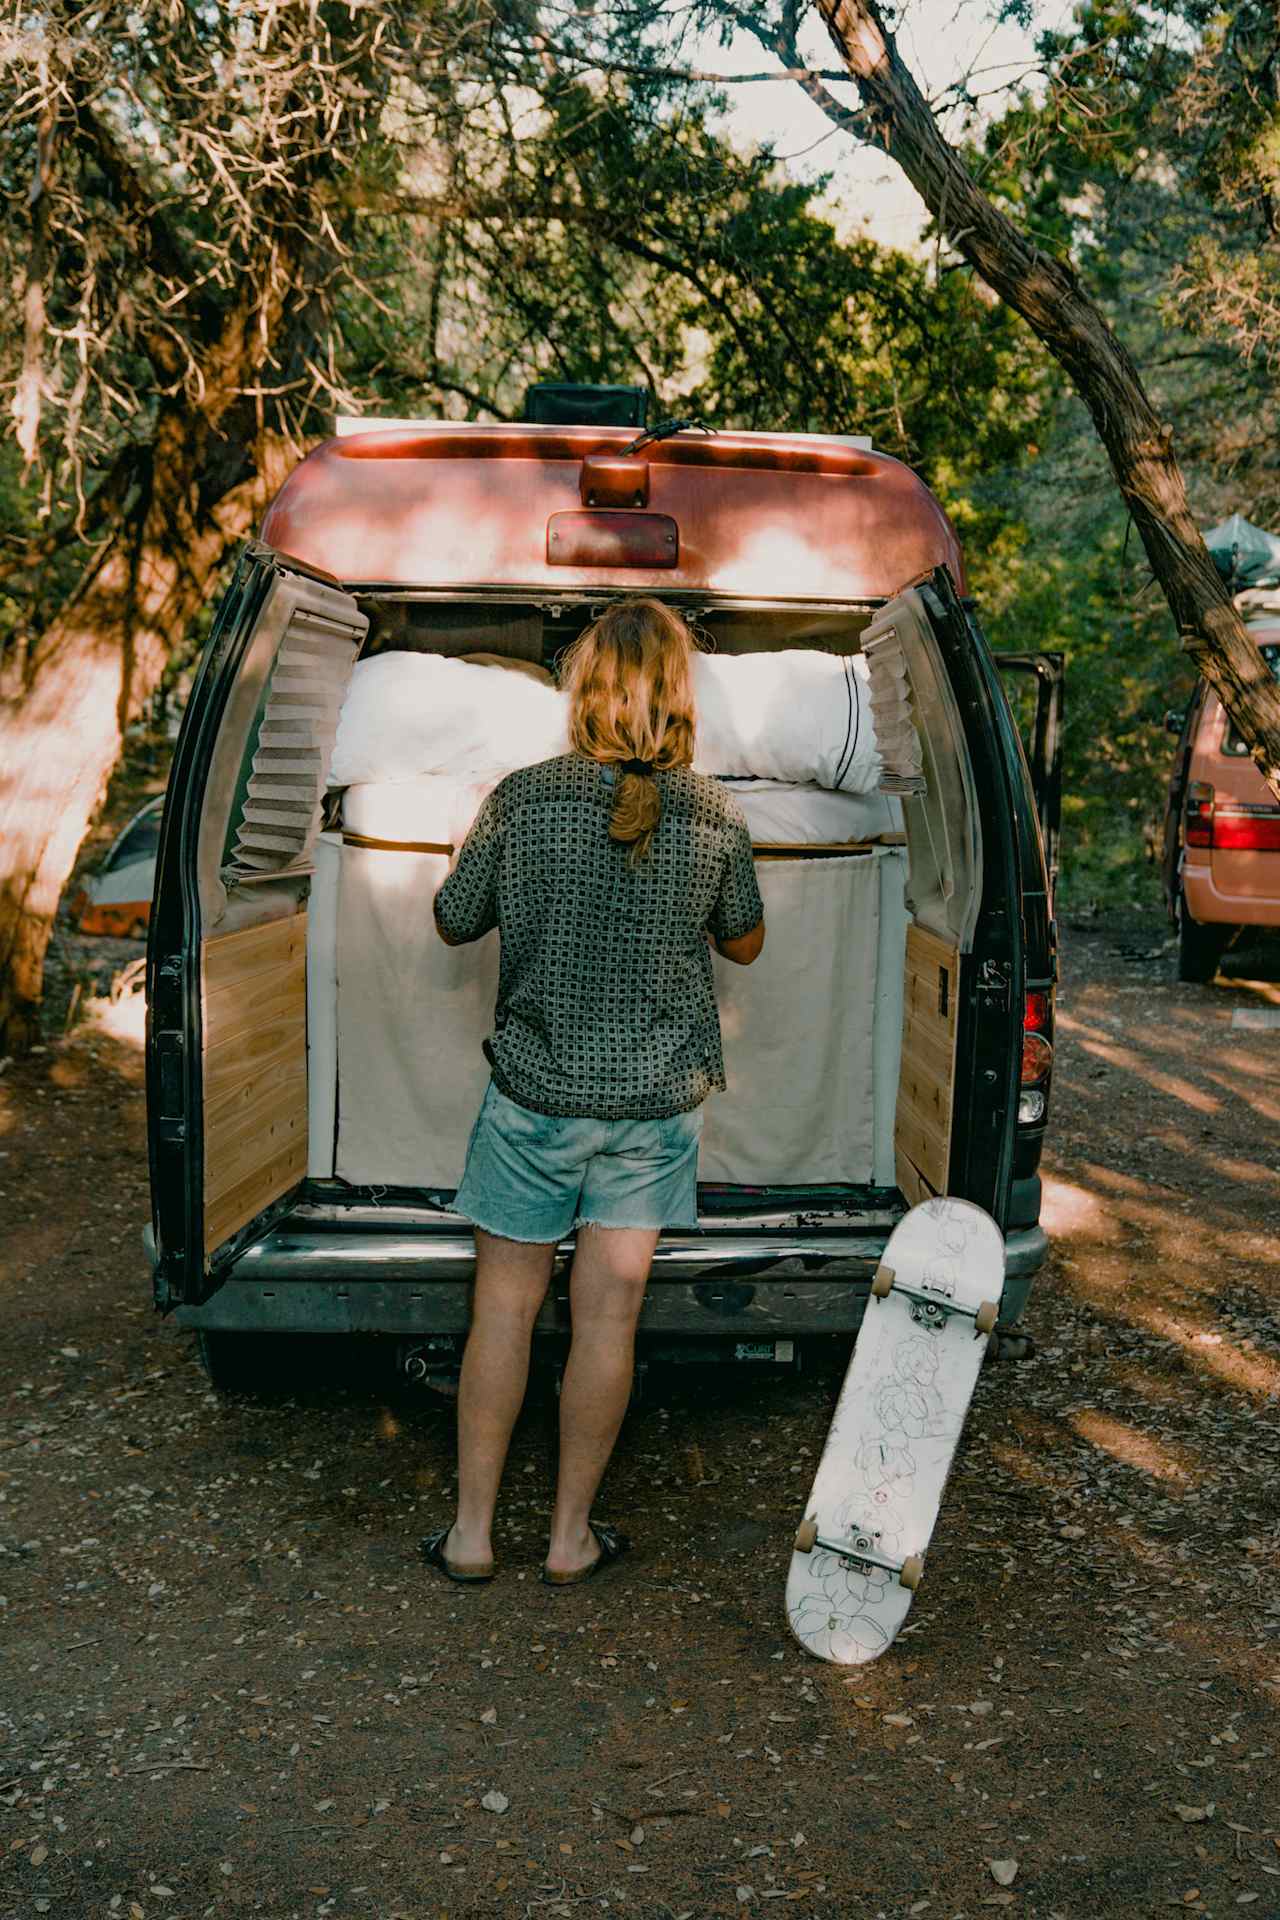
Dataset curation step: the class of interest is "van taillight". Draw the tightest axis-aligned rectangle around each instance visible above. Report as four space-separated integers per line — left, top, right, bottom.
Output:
1211 806 1280 852
1185 781 1214 847
1019 988 1053 1124
1024 989 1051 1033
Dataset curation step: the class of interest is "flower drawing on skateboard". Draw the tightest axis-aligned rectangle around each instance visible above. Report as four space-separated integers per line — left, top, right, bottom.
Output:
789 1570 893 1663
870 1334 952 1442
785 1198 1005 1665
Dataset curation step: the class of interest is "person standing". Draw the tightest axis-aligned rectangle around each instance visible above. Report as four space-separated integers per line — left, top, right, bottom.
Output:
421 598 765 1586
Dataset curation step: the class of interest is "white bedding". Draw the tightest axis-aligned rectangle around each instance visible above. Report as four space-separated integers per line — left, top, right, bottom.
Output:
310 841 908 1191
329 653 568 787
328 647 886 795
692 651 879 789
339 772 902 848
719 779 903 846
341 775 497 846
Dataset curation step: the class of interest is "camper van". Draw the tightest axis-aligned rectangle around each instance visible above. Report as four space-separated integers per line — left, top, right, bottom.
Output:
144 387 1058 1390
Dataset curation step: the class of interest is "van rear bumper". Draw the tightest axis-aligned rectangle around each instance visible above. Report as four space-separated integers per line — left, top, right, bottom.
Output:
166 1221 1048 1335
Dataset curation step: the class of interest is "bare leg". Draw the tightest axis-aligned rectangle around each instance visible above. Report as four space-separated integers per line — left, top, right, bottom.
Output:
447 1229 556 1569
546 1225 659 1576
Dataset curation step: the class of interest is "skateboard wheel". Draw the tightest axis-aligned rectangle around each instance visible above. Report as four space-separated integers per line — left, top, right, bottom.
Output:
974 1301 999 1336
898 1554 924 1592
794 1517 819 1553
871 1263 895 1300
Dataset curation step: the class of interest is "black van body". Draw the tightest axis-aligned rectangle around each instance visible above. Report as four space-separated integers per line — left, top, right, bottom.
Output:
143 408 1058 1389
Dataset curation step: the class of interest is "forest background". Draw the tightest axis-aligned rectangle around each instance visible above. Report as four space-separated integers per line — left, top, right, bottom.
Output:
2 0 1277 1035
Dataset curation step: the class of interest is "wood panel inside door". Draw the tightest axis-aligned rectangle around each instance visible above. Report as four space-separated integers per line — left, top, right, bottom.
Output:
894 921 959 1205
201 913 307 1255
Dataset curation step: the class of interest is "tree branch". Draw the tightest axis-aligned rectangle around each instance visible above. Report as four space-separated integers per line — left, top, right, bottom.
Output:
809 0 1280 797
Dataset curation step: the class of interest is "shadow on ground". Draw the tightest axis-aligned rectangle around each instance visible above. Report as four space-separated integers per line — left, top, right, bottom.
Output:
1 911 1277 1919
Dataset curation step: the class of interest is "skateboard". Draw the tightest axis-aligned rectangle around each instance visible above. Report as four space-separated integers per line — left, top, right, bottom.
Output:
786 1196 1004 1665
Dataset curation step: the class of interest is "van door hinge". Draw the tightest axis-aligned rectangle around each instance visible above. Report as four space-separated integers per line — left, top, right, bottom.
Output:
975 957 1012 1009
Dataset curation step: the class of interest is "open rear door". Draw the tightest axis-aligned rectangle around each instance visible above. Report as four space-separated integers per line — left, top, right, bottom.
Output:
995 650 1064 901
147 546 366 1310
862 572 1028 1225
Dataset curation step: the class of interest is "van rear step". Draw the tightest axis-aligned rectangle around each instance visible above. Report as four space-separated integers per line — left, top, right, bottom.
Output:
697 1183 904 1223
298 1179 906 1232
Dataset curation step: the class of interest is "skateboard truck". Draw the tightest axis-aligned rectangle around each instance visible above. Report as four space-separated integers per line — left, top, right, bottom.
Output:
792 1516 925 1592
871 1263 999 1338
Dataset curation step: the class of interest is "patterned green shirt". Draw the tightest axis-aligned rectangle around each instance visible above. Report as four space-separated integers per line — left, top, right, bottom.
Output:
433 754 764 1119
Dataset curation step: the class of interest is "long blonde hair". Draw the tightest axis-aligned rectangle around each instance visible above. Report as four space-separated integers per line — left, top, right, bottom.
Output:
558 597 697 863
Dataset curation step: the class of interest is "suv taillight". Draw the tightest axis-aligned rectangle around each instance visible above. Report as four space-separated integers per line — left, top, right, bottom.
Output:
1211 806 1280 852
1185 781 1214 847
1019 988 1053 1124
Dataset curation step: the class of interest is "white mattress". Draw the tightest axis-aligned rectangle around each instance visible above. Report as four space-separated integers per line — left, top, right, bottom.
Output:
329 647 894 795
306 838 908 1192
341 776 496 846
720 779 903 846
339 774 902 848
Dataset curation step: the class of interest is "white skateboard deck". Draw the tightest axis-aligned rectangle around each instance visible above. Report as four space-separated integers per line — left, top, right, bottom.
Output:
786 1197 1004 1665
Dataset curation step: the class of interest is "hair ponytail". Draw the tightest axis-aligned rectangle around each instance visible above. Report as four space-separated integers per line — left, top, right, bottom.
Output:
559 598 697 863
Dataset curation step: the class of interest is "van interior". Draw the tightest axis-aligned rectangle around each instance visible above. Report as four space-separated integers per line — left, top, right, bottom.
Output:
194 583 981 1266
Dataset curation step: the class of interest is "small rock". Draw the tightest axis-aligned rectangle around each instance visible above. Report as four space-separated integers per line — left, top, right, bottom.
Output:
481 1790 509 1814
990 1860 1019 1887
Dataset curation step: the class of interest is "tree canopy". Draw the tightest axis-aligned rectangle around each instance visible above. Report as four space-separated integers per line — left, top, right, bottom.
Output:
2 0 1279 1044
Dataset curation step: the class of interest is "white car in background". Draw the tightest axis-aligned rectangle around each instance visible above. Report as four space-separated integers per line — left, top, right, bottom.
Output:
72 794 164 938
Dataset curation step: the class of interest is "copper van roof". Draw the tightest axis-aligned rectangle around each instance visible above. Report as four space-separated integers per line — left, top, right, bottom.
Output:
259 423 965 599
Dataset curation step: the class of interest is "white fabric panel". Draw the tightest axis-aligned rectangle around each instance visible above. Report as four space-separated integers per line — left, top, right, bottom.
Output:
334 843 499 1189
326 842 900 1193
725 779 903 846
305 832 342 1177
692 651 880 791
699 854 881 1186
329 653 566 786
871 848 908 1185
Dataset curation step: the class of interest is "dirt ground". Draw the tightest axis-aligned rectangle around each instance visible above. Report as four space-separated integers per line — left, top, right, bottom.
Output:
1 910 1278 1920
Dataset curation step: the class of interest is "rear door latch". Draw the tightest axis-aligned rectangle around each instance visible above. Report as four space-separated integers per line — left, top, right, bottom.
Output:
975 957 1012 1009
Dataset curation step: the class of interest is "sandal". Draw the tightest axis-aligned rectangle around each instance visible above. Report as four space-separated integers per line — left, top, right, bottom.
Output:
540 1521 631 1587
419 1524 495 1585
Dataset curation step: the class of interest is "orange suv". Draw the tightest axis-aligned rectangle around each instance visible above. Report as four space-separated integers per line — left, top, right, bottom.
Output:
1162 613 1280 980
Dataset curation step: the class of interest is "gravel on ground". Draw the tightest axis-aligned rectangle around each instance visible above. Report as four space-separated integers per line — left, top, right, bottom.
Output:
1 910 1277 1920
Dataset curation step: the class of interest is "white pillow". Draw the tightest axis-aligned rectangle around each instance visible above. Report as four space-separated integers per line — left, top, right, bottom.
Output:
327 652 567 787
691 651 880 791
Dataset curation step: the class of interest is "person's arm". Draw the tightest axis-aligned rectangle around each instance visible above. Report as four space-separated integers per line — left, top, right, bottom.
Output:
707 810 766 966
715 919 765 965
433 789 505 947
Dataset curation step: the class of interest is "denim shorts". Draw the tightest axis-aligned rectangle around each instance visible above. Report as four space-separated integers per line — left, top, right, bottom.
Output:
451 1080 704 1243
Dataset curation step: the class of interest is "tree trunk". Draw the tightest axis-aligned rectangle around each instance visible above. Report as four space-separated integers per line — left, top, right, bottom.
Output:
0 408 277 1055
813 0 1280 799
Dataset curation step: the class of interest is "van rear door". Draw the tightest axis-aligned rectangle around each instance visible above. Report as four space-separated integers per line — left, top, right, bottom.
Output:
147 546 366 1310
994 651 1064 901
862 570 1029 1226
